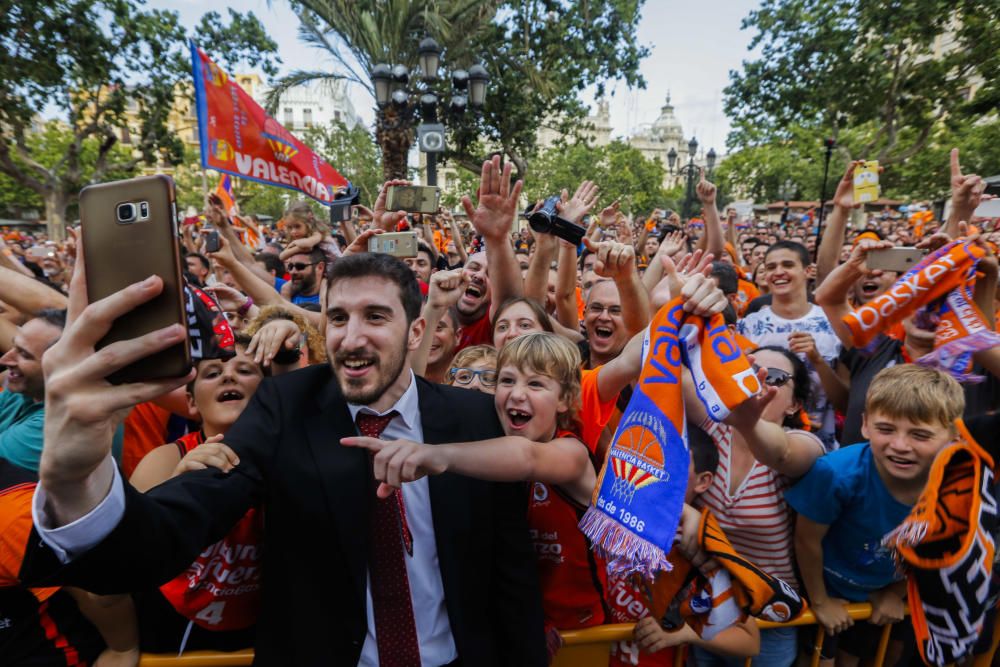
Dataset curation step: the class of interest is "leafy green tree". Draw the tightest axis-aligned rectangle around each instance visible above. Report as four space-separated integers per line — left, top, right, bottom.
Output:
725 0 1000 166
717 117 1000 205
276 0 648 180
526 140 666 216
302 120 383 205
0 122 137 221
1 2 278 239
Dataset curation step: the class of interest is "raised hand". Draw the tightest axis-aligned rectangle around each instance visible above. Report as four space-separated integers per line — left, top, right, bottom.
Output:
427 268 469 310
658 230 687 259
246 317 301 367
724 366 777 431
695 169 717 206
557 180 599 224
343 228 383 256
950 148 986 222
203 283 248 313
204 193 229 226
845 238 894 275
461 156 524 242
206 233 237 267
373 180 412 232
582 238 636 280
831 161 863 210
598 198 620 228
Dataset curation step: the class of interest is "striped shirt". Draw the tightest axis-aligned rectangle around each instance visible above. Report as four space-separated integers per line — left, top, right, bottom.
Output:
694 419 823 587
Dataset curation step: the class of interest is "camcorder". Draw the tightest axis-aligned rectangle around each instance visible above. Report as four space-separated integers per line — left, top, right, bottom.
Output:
524 195 585 246
329 183 361 224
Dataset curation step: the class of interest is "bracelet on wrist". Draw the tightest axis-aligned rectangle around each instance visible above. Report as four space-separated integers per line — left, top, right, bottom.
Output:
237 295 254 316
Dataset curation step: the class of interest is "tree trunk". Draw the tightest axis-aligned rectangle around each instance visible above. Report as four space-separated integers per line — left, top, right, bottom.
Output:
44 191 69 242
376 110 413 181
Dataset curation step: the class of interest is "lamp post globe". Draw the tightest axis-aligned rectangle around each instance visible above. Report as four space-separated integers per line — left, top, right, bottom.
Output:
372 64 392 107
468 64 489 108
418 37 442 82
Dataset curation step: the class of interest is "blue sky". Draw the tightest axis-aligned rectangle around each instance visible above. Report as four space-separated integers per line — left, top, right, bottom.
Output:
156 0 761 152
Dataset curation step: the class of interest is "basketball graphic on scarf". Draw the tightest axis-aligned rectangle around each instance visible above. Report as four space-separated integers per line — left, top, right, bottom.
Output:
610 424 666 502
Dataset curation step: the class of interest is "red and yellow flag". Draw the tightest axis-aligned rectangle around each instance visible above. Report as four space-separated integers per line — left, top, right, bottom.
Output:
190 41 348 206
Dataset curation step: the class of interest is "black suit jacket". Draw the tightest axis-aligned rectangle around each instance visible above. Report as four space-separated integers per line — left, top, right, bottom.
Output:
22 366 547 666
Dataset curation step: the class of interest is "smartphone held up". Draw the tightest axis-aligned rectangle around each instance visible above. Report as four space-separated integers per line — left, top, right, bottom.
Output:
78 175 191 384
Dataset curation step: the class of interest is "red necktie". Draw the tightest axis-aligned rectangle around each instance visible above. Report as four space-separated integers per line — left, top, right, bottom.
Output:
356 412 421 667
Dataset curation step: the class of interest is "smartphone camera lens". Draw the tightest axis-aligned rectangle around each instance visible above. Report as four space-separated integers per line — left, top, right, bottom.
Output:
116 203 136 223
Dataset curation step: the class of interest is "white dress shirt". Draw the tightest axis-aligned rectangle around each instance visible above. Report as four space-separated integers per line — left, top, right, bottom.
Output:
33 371 456 666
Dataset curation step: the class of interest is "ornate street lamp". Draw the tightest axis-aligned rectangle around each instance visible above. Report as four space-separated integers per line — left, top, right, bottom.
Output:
371 39 489 185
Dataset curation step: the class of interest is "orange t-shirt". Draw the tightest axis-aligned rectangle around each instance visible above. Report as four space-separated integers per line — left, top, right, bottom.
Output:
578 366 618 455
0 482 58 603
121 402 174 478
735 279 760 317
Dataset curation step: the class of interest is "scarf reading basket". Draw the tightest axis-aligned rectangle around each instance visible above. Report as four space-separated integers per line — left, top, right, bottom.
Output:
882 420 998 667
579 297 761 577
842 239 1000 381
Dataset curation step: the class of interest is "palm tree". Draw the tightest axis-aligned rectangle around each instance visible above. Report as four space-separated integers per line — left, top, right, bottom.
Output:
268 0 500 181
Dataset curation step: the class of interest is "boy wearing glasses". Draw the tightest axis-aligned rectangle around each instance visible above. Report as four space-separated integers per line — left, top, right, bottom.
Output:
446 348 499 394
787 365 965 666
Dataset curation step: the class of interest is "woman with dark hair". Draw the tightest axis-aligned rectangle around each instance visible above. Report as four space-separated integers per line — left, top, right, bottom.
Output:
685 345 825 667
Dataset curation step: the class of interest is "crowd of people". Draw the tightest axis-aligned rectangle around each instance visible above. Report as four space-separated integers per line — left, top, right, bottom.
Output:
0 148 998 667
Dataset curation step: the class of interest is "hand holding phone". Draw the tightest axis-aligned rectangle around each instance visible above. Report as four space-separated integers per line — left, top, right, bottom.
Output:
203 229 221 253
853 161 880 204
866 247 924 272
368 231 418 257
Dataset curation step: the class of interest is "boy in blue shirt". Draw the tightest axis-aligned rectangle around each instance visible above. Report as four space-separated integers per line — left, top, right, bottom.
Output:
786 364 965 665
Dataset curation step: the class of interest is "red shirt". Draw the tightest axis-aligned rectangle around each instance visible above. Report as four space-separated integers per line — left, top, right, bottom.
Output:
605 572 675 667
455 310 492 352
158 432 263 631
528 430 608 631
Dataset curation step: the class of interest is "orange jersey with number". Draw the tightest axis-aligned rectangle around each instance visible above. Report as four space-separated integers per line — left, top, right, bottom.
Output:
157 432 263 631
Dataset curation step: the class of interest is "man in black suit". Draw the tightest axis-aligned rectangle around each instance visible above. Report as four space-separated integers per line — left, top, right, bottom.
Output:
24 158 546 666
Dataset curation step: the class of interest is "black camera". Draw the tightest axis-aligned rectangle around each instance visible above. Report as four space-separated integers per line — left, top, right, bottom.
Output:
524 195 585 246
329 183 361 224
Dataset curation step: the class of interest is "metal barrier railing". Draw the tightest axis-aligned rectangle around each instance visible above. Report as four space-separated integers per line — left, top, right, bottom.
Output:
137 602 1000 667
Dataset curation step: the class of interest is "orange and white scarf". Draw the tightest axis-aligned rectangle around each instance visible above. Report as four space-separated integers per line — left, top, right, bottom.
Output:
843 239 1000 381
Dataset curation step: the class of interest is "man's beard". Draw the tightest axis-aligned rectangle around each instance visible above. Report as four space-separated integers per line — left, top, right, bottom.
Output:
333 336 409 406
290 273 316 297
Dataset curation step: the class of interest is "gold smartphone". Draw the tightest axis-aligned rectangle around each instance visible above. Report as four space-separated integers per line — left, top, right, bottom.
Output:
386 185 440 214
368 231 418 258
79 175 191 384
867 247 924 273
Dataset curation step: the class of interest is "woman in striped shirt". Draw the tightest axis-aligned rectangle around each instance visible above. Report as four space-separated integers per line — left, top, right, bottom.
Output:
686 346 825 667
